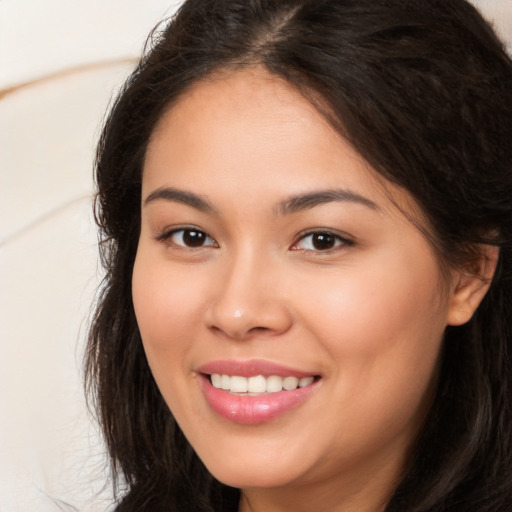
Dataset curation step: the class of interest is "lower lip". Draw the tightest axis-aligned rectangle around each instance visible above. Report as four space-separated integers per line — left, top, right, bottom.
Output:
200 376 318 424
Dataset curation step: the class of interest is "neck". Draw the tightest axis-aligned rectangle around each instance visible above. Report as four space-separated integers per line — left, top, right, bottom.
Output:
239 487 390 512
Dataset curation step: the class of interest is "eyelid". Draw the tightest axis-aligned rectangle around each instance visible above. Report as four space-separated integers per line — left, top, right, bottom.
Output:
290 229 354 252
155 226 219 248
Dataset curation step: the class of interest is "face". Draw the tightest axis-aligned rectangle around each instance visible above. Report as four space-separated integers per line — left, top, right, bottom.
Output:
132 69 455 505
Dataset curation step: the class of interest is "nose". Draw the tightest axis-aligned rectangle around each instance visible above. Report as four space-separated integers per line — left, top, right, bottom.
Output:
203 251 293 340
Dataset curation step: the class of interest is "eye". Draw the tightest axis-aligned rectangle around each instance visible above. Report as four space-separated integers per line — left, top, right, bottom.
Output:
158 228 218 248
291 231 352 252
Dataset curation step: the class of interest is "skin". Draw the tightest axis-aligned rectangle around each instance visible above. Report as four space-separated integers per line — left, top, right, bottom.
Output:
132 68 494 512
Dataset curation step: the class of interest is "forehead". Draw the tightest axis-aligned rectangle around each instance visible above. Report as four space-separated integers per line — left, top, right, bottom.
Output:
146 68 344 172
143 68 423 224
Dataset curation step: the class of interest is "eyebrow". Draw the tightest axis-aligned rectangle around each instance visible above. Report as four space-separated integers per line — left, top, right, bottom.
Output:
144 186 379 216
277 189 380 215
144 187 217 213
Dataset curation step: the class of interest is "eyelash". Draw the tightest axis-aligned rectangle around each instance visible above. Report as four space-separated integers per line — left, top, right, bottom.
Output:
155 227 219 248
155 227 353 252
291 230 354 253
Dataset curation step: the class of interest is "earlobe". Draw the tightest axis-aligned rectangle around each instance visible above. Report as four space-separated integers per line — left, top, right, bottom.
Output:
446 245 500 326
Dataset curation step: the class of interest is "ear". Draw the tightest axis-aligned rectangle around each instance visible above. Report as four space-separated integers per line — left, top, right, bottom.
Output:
446 244 499 326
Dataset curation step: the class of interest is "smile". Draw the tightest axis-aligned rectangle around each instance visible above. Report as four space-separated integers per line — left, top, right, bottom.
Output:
197 361 321 424
210 374 315 395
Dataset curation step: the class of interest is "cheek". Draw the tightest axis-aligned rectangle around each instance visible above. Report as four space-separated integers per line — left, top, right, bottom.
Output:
300 245 446 353
295 260 446 459
296 246 447 423
132 251 204 357
131 250 207 418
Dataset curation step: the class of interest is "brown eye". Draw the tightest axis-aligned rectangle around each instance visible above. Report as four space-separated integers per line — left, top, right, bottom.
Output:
293 231 350 252
183 230 206 247
168 229 217 248
311 233 336 250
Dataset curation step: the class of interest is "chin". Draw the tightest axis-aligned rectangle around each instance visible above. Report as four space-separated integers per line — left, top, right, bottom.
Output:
203 456 306 490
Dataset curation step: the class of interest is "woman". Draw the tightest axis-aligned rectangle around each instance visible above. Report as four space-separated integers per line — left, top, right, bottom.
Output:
86 0 512 510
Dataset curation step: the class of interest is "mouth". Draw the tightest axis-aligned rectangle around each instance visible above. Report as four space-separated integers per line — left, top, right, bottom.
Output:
197 361 321 424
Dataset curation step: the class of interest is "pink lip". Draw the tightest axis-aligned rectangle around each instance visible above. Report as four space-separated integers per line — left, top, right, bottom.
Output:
196 360 320 425
197 359 315 378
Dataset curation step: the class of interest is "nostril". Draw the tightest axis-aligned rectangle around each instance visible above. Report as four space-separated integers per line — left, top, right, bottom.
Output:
248 326 271 334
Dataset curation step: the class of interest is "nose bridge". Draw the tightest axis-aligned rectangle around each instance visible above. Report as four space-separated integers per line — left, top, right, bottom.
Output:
204 244 291 339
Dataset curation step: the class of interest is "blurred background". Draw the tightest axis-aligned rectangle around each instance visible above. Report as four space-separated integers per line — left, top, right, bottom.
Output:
0 1 510 511
0 2 180 511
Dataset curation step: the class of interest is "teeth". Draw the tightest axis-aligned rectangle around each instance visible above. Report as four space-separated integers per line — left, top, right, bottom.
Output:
266 375 283 393
230 376 248 393
299 376 314 388
283 376 299 390
221 374 231 390
210 374 316 394
248 375 266 393
211 374 222 388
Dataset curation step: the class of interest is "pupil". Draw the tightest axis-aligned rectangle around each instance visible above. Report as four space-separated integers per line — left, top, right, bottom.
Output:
184 230 205 247
312 233 334 250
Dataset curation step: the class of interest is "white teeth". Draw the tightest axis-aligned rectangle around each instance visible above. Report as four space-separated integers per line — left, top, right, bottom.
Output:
210 374 316 394
299 376 314 388
266 375 283 393
221 374 231 390
230 376 248 393
248 375 266 393
283 376 299 390
211 374 222 388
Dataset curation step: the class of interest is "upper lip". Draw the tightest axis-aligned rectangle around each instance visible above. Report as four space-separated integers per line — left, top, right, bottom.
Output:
196 359 319 378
